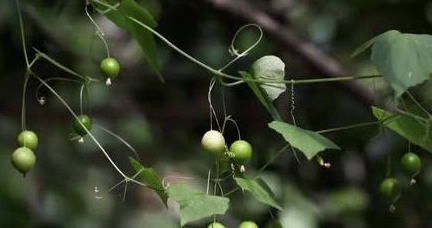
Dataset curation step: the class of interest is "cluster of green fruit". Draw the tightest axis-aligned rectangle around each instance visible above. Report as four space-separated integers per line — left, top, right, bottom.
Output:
11 131 38 177
11 115 94 176
10 56 118 175
379 153 421 207
201 130 253 172
208 221 258 228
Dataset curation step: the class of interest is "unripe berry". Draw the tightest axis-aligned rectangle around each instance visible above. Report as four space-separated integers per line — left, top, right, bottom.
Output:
11 147 36 175
201 130 226 157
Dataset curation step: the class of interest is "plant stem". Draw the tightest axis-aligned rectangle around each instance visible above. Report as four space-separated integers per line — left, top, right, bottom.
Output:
406 91 431 117
96 124 139 159
21 71 30 131
35 77 82 101
31 72 128 179
316 121 382 134
127 16 381 85
15 0 29 67
253 144 289 179
224 144 290 197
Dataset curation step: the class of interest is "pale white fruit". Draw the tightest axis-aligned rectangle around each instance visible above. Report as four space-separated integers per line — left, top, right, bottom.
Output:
201 130 226 156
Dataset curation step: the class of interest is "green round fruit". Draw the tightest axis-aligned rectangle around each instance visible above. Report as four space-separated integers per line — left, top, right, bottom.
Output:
17 130 38 150
400 153 421 178
201 130 226 157
73 115 93 136
207 222 226 228
379 178 401 203
230 140 253 164
239 221 259 228
11 147 36 175
100 58 120 79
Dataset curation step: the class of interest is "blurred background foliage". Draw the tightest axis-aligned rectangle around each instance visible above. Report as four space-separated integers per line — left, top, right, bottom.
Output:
1 0 432 227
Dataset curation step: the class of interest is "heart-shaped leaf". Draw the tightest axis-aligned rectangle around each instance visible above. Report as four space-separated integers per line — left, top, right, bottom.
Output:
235 177 283 210
372 106 432 152
250 55 287 101
130 157 168 206
354 30 432 97
168 184 229 226
269 121 340 160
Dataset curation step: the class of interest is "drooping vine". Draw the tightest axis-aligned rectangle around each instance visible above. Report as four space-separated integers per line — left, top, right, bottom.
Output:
10 0 432 226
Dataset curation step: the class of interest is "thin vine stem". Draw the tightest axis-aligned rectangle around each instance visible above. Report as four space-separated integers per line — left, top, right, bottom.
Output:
395 106 429 126
225 144 290 197
316 120 383 134
31 72 128 179
21 72 30 131
85 3 111 58
406 91 431 117
253 144 289 179
92 0 119 13
218 24 263 72
79 84 85 115
97 33 111 58
222 116 241 140
15 0 146 194
127 16 381 86
85 3 105 36
95 124 140 159
35 77 83 102
33 48 100 82
15 0 29 67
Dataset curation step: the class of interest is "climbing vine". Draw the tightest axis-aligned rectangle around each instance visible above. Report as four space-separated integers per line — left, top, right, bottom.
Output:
10 0 432 227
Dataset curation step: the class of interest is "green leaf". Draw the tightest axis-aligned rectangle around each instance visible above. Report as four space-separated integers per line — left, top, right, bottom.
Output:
235 177 283 210
250 55 287 101
268 121 340 160
168 184 229 226
368 30 432 97
129 157 168 206
239 71 282 121
96 0 163 82
372 106 432 152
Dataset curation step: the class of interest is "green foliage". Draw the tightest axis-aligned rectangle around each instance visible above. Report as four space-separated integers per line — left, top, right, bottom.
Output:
129 157 168 206
250 55 287 101
167 184 230 226
95 0 163 82
355 30 432 97
235 177 283 210
11 0 432 224
372 106 432 153
239 71 282 121
268 121 340 160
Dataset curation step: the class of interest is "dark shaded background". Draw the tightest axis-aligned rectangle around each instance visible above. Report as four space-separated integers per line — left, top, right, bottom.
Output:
1 0 432 227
